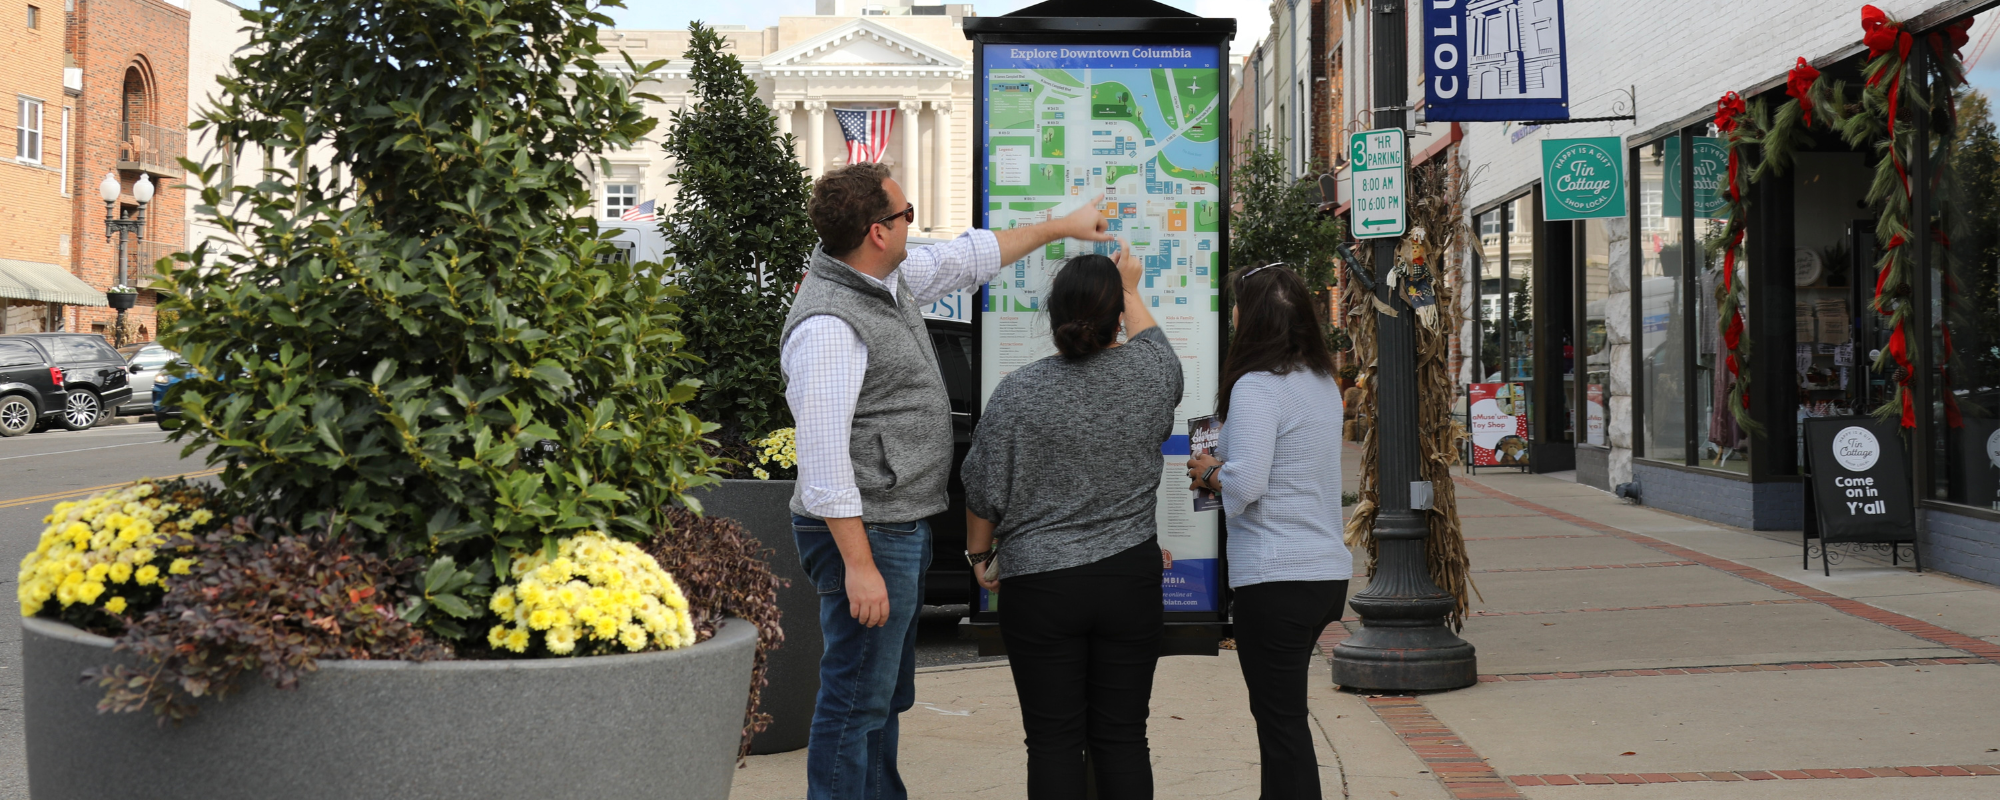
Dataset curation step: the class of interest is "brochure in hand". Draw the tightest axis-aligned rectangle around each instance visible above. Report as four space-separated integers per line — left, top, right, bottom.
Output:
1188 415 1222 512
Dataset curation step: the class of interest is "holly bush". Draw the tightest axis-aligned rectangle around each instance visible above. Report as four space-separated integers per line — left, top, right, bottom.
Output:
159 0 716 636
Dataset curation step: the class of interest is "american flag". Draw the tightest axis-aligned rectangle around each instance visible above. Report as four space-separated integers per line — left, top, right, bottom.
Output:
835 107 897 164
620 198 656 222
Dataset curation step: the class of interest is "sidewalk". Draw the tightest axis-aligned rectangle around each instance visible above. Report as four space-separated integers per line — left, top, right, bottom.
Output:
729 463 2000 799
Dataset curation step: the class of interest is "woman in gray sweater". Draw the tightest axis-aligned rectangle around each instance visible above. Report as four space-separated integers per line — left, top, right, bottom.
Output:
1185 263 1349 799
961 245 1182 800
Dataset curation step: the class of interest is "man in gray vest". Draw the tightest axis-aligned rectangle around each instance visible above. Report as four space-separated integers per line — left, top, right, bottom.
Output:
784 162 1110 799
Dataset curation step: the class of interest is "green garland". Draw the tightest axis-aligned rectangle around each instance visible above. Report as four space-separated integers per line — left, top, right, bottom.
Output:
1706 4 1971 429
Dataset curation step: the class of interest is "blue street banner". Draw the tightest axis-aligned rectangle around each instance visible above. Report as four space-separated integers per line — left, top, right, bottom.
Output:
1422 0 1570 122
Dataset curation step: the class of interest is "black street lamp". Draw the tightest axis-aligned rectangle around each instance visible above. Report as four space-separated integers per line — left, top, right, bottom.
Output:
99 172 153 346
1329 0 1478 692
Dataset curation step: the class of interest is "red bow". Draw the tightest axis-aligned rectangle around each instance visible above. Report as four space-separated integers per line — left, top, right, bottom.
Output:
1714 92 1746 133
1787 58 1821 126
1947 18 1974 58
1862 5 1913 61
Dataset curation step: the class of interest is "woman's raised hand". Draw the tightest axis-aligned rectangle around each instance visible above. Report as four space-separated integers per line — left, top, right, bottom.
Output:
1115 240 1143 293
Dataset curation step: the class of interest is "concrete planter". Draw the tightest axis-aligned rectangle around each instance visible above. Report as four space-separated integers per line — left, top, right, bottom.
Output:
697 478 818 755
22 615 756 800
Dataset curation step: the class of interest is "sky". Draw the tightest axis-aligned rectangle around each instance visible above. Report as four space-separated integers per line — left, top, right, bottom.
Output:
600 0 1274 57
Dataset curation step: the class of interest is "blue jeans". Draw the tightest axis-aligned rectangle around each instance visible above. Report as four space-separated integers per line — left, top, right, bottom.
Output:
793 515 931 800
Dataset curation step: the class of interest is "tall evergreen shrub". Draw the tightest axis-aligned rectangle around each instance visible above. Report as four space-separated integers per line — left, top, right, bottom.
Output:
1231 132 1346 298
659 22 816 443
161 0 715 633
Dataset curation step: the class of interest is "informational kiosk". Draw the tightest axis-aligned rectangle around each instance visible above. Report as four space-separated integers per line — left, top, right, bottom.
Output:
962 0 1234 654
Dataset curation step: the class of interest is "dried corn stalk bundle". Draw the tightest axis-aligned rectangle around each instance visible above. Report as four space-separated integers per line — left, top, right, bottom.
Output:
1341 150 1478 629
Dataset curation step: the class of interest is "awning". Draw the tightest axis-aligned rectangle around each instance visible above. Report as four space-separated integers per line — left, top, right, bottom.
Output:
0 259 108 307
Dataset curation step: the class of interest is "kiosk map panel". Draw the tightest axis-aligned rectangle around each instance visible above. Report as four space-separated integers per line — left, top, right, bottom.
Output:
978 44 1224 612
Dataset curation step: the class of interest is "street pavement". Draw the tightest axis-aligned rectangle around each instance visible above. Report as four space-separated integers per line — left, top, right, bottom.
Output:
0 422 215 799
6 429 1998 798
729 446 2000 799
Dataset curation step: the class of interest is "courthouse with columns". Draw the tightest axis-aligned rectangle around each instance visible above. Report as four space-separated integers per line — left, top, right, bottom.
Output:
592 11 975 262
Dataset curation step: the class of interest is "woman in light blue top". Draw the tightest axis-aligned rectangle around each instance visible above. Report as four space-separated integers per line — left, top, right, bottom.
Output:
1185 262 1349 800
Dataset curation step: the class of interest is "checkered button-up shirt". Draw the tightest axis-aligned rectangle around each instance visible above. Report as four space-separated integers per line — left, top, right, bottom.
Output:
782 230 1003 519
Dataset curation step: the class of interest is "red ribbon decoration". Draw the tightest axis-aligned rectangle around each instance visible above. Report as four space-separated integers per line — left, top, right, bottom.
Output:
1946 18 1974 59
1862 5 1913 62
1787 58 1821 126
1713 92 1745 133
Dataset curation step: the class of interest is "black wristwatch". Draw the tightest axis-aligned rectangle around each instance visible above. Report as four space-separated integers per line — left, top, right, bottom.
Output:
1200 465 1221 486
965 549 995 567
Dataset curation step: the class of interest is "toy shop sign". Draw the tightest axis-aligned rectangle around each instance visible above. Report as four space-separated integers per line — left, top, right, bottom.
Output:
1469 383 1530 467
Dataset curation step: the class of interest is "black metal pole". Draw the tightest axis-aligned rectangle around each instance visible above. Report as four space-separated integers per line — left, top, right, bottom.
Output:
1331 0 1477 692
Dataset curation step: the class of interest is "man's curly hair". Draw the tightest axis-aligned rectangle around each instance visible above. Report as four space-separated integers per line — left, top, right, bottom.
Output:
808 162 895 256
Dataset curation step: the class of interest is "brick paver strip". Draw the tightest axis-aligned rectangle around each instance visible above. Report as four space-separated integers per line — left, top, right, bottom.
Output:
1510 766 2000 785
1472 561 1698 573
1453 478 2000 663
1364 696 1528 799
1476 656 1989 681
1469 599 1812 617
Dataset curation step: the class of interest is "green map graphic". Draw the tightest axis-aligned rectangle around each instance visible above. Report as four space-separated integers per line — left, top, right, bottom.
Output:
984 65 1222 316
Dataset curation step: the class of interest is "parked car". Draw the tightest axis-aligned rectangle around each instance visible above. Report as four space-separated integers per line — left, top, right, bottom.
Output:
116 343 178 415
152 367 185 430
0 334 132 435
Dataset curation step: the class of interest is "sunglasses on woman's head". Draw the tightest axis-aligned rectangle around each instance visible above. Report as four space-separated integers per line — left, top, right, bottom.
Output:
872 203 916 228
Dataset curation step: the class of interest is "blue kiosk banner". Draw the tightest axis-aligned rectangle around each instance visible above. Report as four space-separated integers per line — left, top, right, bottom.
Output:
975 42 1225 612
1421 0 1571 122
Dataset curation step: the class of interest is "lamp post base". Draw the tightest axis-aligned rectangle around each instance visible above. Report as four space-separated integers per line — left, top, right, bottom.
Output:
1332 510 1478 692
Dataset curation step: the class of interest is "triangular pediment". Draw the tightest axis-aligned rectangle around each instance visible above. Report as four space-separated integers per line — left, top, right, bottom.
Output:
763 19 964 71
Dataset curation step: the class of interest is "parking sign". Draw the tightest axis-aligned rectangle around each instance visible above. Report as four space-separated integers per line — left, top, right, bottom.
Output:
1350 128 1406 239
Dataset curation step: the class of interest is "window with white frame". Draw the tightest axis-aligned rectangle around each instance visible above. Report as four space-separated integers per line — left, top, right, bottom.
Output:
16 96 44 164
603 183 638 219
596 242 635 265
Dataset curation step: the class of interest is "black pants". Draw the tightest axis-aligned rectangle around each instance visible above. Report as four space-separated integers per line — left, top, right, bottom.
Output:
1232 579 1351 800
999 538 1165 800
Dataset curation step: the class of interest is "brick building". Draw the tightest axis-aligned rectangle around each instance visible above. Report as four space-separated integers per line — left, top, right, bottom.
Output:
66 0 187 343
2 0 100 332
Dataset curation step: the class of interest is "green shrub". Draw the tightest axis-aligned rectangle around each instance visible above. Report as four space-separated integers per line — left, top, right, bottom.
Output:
659 22 816 444
160 0 716 636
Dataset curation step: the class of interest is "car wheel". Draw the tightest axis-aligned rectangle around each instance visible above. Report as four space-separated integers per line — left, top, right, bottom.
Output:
0 396 34 437
60 390 102 431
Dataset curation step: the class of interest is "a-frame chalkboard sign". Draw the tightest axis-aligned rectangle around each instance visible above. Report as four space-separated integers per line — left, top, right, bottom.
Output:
1801 416 1920 576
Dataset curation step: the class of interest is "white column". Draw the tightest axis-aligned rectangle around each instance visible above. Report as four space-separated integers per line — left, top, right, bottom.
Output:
773 100 793 140
899 99 922 227
930 100 951 232
806 101 827 178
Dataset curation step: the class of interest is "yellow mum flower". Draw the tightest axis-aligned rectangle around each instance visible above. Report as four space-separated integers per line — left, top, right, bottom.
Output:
618 624 647 652
489 586 516 615
488 625 509 649
546 626 579 655
108 562 134 584
104 597 128 614
135 565 161 586
78 581 106 604
504 628 531 653
188 508 213 525
85 563 110 583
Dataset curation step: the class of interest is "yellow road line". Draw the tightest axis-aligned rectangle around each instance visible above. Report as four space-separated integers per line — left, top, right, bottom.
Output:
0 467 225 510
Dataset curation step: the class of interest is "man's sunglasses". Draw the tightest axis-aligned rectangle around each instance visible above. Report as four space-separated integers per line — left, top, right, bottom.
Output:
872 203 916 228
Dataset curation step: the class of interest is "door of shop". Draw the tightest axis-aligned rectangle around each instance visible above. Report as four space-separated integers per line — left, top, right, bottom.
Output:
1471 192 1574 473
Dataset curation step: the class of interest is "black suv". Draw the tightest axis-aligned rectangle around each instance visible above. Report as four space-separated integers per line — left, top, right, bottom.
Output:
0 334 133 436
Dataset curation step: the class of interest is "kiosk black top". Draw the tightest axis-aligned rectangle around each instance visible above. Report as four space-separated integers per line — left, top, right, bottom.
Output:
963 0 1235 39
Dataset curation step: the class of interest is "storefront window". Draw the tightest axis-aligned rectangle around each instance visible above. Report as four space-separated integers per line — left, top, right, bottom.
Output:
1936 13 2000 509
1476 209 1503 382
1638 137 1685 462
1508 195 1536 386
1694 128 1749 473
1581 218 1612 447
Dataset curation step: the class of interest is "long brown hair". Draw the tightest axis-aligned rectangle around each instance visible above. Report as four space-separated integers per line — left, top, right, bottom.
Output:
1217 263 1337 420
